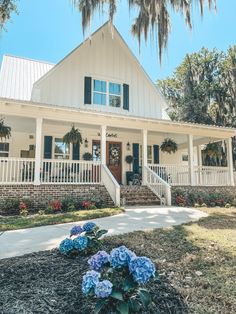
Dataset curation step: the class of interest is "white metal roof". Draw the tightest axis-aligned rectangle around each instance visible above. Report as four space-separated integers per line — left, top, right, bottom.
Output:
0 55 54 101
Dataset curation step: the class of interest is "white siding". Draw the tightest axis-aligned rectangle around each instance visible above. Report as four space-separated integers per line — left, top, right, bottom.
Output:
32 24 165 119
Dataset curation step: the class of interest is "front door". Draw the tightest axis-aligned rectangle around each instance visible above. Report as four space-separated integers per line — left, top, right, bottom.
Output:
106 141 122 184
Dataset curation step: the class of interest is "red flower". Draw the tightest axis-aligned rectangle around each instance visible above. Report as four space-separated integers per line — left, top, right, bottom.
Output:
19 201 27 210
49 200 62 211
82 201 91 209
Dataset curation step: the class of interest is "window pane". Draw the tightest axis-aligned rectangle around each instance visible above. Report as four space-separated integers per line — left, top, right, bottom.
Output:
0 152 8 157
109 83 121 95
0 143 9 151
92 142 101 161
93 92 106 105
54 138 70 155
147 146 152 160
94 80 106 93
109 95 121 107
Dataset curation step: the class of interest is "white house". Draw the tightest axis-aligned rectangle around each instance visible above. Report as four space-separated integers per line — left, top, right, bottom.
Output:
0 22 235 207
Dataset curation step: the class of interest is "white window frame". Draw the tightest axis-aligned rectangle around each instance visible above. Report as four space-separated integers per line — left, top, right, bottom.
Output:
92 78 123 108
139 145 153 165
0 142 9 157
53 137 71 160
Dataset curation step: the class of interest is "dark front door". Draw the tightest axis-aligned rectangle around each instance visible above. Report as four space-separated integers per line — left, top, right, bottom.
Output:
106 141 122 184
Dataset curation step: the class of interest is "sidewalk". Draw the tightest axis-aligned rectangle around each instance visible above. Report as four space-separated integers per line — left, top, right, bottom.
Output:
0 206 207 259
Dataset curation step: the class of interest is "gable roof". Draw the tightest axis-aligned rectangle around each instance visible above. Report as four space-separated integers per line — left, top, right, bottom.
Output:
32 22 166 104
0 55 54 101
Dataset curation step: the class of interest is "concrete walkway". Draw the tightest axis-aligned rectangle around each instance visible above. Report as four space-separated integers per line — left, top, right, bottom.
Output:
0 206 207 259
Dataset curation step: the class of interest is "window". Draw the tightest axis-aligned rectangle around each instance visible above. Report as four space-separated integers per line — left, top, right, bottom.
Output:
139 145 153 165
92 79 122 107
109 83 121 107
92 141 101 161
54 138 70 159
93 80 107 105
182 154 188 162
0 142 9 157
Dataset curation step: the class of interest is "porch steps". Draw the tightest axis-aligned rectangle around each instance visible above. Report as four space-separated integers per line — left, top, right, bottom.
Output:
120 185 161 206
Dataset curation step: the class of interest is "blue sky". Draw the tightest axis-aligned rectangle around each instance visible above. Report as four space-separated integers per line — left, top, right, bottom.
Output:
0 0 235 81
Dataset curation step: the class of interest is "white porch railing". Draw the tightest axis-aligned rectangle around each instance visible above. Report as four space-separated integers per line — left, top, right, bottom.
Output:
149 164 190 186
194 166 230 186
149 163 230 186
41 159 101 184
145 166 171 205
101 164 120 207
0 157 35 184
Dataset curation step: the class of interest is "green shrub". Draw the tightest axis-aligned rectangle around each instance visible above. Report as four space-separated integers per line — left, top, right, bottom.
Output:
62 196 77 212
0 198 20 215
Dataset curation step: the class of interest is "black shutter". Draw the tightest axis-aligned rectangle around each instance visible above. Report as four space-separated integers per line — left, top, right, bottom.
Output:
72 143 80 160
133 143 139 173
123 84 129 110
153 145 160 164
44 136 52 159
84 76 92 104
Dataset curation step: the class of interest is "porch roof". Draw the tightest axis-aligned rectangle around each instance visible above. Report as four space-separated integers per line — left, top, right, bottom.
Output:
0 97 235 139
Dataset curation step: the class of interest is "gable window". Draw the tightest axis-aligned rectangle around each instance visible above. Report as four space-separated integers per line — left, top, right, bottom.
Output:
109 83 121 107
93 80 107 105
54 138 70 159
0 142 9 157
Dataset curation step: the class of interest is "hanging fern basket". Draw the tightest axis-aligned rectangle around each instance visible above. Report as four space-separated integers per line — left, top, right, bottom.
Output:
63 125 83 145
160 138 178 154
0 119 11 140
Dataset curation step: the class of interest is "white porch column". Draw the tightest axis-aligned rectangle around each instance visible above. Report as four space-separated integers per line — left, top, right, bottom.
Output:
142 129 148 184
34 117 43 185
197 145 202 185
188 134 195 186
100 125 107 165
226 137 235 186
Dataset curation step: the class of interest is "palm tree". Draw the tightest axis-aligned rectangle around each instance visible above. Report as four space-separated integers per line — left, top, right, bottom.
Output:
72 0 216 62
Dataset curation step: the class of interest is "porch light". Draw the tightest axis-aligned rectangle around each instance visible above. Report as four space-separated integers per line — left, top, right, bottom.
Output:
127 142 131 151
84 138 88 148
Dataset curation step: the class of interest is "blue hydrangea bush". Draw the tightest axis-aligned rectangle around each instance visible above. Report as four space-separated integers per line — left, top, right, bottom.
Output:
59 222 108 256
82 245 156 313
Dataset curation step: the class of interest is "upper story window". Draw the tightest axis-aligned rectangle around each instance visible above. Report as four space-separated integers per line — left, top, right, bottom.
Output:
92 79 121 108
0 142 9 157
109 83 121 107
54 138 70 159
93 80 107 105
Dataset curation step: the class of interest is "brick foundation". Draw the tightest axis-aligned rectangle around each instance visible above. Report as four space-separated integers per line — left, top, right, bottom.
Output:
0 184 114 210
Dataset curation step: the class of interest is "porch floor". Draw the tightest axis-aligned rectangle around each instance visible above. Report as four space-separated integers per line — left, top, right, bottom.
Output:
0 206 207 259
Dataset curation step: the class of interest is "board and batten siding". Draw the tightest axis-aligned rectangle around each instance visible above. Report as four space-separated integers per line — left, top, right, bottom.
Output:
31 24 165 120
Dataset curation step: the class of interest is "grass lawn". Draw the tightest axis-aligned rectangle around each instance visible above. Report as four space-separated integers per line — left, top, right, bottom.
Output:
0 207 124 231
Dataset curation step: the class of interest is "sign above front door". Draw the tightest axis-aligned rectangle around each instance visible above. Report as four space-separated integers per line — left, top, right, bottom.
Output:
97 132 118 138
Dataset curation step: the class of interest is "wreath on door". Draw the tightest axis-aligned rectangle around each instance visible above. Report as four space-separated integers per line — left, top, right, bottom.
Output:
110 147 119 161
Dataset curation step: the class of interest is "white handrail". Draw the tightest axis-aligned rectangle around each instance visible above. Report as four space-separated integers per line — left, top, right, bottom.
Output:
41 159 101 184
101 164 120 207
145 166 171 205
0 157 35 184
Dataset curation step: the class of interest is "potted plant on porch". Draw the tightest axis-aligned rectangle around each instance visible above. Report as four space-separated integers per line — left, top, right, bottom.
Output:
0 118 11 140
63 125 83 145
125 155 134 185
160 138 178 154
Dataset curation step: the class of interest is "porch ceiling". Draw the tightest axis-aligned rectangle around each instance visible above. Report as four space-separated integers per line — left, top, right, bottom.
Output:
1 98 236 139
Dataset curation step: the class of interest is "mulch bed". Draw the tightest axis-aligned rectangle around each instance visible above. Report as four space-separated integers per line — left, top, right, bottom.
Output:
0 246 187 314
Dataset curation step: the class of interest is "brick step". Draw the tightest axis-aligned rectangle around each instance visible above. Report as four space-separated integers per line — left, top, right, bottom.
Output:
120 185 160 206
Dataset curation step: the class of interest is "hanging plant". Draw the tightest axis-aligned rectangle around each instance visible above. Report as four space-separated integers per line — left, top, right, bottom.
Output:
63 125 83 145
160 138 178 154
204 142 220 157
0 118 11 140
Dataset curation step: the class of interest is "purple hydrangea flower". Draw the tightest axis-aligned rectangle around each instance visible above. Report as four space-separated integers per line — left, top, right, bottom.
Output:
59 238 74 255
94 280 113 298
70 225 83 237
73 235 88 251
82 270 101 294
88 251 110 271
129 256 156 284
110 246 136 268
83 222 97 232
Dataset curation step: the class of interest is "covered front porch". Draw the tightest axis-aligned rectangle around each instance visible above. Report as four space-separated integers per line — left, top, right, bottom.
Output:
0 99 235 206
